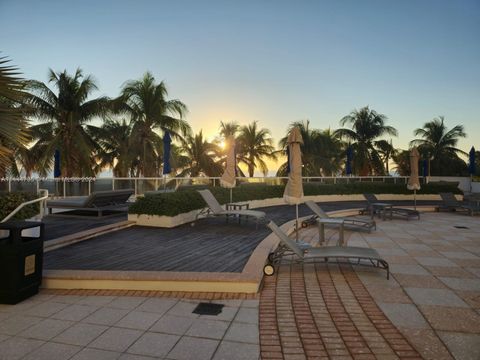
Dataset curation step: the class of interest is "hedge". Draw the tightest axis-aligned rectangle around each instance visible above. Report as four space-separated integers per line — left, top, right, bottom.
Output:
0 192 39 221
128 181 460 217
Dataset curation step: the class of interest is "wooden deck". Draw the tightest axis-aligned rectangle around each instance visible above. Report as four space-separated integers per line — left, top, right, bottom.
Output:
43 200 440 273
43 212 127 240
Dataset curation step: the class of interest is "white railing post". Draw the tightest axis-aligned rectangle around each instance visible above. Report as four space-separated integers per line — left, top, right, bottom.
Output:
1 189 49 223
8 179 11 192
88 179 91 195
63 179 66 198
112 178 115 190
134 178 138 195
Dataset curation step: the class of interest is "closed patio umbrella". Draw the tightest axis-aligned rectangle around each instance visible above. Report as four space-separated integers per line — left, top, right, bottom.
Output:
469 146 476 175
283 127 304 240
162 131 172 190
407 147 420 209
54 149 61 178
469 146 476 193
220 135 236 203
346 145 353 176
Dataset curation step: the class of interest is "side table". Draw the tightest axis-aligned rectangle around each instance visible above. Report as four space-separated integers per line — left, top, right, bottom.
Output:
225 203 250 224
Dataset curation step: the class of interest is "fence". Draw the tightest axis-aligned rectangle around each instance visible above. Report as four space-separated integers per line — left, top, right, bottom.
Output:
0 176 418 198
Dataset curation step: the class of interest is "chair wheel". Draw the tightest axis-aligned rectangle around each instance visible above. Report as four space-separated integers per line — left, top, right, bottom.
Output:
263 264 275 276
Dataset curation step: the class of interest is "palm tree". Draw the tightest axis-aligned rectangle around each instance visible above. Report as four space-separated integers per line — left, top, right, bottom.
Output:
410 116 467 176
0 57 30 175
178 131 223 177
334 106 398 176
94 119 134 177
119 72 190 176
237 121 277 177
25 68 111 177
219 121 239 139
392 149 410 176
277 120 343 176
375 139 396 175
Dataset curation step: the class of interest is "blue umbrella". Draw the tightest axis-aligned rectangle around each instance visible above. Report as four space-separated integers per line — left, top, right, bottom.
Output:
346 145 353 175
469 146 476 175
54 149 61 178
422 159 428 178
163 131 172 175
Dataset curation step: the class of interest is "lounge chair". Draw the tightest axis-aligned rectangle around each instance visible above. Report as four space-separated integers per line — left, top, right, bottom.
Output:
363 193 420 220
47 189 134 217
196 189 267 227
436 192 477 215
305 200 376 232
264 221 389 279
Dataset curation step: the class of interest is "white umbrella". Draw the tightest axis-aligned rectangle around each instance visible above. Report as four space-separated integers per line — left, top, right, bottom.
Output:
220 135 236 203
407 147 421 210
283 127 304 240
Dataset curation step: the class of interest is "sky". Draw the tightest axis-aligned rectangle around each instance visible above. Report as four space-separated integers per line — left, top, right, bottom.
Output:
1 0 479 173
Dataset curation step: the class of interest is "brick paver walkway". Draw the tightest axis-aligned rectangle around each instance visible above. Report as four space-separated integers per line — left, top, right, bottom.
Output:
260 263 422 360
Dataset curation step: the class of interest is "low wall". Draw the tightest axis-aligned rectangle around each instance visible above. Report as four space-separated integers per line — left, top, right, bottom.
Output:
128 193 441 228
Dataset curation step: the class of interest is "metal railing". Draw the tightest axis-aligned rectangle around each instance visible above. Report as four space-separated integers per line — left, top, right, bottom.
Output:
1 189 49 223
0 176 414 198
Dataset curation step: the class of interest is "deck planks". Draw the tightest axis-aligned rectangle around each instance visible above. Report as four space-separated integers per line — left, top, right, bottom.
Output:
43 200 440 273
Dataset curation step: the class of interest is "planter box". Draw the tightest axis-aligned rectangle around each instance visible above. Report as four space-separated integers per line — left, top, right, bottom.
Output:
128 193 441 228
128 209 201 228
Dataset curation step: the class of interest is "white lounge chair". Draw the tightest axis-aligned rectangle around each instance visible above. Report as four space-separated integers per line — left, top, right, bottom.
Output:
196 189 266 227
305 200 376 232
265 221 389 279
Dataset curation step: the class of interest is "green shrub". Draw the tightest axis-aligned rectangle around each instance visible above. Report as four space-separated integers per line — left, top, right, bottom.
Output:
129 181 460 217
0 192 39 221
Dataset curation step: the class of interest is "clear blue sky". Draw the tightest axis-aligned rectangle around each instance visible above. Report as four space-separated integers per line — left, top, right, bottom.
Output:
1 0 479 160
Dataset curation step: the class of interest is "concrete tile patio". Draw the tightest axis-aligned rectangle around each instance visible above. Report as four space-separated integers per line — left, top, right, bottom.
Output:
0 212 479 359
0 294 260 360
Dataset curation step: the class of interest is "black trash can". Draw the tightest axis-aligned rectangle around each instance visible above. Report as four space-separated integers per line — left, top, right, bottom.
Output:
0 221 45 304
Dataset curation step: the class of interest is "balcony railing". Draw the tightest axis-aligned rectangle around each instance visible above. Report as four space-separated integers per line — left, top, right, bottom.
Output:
0 176 413 198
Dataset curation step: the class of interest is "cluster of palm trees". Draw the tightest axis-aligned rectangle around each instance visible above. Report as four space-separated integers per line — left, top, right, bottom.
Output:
0 59 474 178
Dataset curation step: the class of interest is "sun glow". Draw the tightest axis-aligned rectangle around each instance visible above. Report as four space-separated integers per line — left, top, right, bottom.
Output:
219 140 226 150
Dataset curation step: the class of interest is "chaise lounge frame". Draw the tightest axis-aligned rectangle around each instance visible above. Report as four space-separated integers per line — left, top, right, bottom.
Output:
436 192 477 216
304 200 376 232
196 189 267 227
265 221 389 279
47 189 134 217
363 193 420 220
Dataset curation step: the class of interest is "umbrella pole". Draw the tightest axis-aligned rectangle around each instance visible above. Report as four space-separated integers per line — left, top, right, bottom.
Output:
414 189 417 210
296 204 299 242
